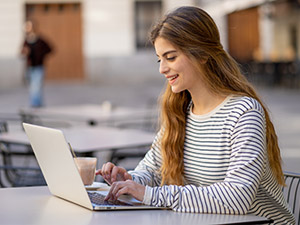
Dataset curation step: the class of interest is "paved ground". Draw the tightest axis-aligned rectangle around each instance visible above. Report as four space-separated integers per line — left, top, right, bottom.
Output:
0 78 300 173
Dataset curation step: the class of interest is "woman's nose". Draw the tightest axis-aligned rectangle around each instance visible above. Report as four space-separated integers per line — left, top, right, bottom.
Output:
159 60 169 74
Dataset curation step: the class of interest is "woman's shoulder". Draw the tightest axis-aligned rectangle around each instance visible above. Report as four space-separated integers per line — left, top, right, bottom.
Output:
227 95 264 114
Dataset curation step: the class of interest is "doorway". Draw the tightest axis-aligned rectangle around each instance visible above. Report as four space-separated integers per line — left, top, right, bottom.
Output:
228 7 260 63
25 3 84 81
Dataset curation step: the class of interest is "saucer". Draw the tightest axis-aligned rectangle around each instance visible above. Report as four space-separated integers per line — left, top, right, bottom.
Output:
85 182 108 190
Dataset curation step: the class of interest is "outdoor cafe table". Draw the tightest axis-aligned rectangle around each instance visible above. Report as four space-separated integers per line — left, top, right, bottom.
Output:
19 104 158 126
0 186 273 225
0 126 155 187
0 126 155 155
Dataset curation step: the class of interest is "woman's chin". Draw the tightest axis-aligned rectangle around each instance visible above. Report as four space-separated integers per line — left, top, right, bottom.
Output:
171 86 184 94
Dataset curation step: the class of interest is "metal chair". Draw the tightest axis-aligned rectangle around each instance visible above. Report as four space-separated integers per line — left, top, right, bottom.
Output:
20 110 72 129
0 120 45 187
283 172 300 225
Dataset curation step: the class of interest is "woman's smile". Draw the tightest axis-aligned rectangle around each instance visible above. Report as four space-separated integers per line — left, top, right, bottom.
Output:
166 74 179 84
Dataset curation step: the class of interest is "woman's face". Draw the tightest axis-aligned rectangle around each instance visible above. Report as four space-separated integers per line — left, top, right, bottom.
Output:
154 37 203 94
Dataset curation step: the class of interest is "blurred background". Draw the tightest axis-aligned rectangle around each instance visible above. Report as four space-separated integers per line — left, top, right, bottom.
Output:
0 0 299 186
0 0 299 88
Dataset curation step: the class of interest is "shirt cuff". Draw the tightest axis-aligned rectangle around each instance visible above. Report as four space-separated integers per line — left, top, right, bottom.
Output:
142 185 153 205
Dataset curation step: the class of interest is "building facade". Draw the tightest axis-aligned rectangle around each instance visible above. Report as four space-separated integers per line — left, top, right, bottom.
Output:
0 0 299 88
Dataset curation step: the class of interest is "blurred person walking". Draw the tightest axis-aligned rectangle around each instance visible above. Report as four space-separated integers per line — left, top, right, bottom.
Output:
21 20 52 108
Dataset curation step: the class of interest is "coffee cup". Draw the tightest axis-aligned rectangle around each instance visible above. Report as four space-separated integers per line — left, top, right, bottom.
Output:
74 157 97 185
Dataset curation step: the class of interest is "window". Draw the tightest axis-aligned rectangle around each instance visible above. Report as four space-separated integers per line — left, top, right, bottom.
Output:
135 1 162 49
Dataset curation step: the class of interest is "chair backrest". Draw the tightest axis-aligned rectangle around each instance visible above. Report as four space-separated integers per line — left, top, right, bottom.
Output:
0 121 45 187
0 121 8 133
283 172 300 225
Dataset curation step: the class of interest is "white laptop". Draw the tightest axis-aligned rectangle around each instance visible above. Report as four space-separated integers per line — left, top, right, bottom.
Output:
23 122 166 211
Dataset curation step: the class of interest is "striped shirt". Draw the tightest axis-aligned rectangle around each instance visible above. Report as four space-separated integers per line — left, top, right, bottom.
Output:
129 95 295 224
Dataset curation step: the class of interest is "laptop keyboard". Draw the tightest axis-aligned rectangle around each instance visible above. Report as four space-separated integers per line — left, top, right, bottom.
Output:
87 191 131 206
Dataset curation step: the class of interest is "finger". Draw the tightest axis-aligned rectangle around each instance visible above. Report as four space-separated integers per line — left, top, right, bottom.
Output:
110 166 120 183
105 182 120 201
111 166 126 183
115 186 130 199
116 180 145 202
100 164 109 181
109 182 123 200
102 162 113 175
107 181 129 201
95 169 102 176
102 162 115 180
105 190 113 201
124 172 132 180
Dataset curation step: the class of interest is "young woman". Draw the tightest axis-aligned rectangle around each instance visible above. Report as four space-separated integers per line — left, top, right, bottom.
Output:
97 6 295 224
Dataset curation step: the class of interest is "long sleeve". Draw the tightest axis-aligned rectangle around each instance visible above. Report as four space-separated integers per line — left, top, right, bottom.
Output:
128 96 295 224
129 130 163 187
142 109 266 214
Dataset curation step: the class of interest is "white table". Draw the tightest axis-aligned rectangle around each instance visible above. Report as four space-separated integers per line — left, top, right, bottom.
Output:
0 126 155 154
0 186 273 225
0 126 155 186
20 104 158 126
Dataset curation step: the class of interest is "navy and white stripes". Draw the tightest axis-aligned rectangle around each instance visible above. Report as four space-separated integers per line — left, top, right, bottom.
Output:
129 95 295 224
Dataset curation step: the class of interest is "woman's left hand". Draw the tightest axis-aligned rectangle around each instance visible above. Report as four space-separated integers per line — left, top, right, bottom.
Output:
105 180 145 202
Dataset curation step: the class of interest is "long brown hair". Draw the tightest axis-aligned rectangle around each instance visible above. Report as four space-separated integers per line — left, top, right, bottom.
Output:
150 6 284 186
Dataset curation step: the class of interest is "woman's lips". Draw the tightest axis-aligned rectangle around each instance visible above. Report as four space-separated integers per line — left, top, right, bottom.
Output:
167 74 179 84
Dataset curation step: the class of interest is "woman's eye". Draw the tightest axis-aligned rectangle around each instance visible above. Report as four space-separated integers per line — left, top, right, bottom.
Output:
156 56 176 63
167 56 176 61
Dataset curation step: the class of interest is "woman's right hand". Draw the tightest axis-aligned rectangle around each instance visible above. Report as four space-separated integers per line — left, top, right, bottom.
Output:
96 162 132 185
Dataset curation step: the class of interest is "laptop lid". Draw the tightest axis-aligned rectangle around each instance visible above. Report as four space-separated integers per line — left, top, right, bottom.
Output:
23 123 93 210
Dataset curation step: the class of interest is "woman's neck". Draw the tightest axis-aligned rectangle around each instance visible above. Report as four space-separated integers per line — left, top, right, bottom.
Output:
190 87 227 115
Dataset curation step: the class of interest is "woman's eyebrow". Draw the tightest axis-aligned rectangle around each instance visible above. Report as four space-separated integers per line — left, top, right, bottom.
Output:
156 50 177 58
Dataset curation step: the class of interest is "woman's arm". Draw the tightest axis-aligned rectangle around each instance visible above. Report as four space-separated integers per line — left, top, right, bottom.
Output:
102 131 164 201
128 131 164 187
97 129 163 184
